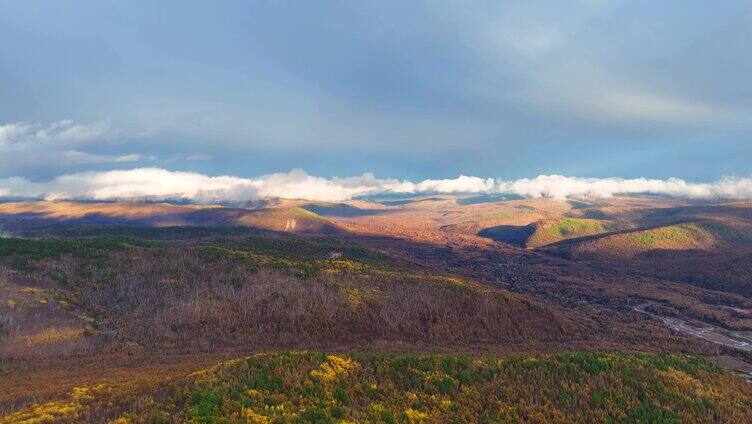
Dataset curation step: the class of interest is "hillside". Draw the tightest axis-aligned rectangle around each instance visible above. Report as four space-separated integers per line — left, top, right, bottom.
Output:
236 207 342 234
478 217 614 248
526 217 613 248
0 233 579 358
0 201 342 235
4 198 752 421
540 220 747 260
534 218 752 297
4 351 751 423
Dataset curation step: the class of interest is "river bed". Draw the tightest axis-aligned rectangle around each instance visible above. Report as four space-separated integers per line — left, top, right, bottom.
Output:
633 301 752 352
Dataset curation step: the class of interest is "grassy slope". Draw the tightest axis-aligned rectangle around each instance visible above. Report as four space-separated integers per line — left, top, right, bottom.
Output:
237 207 342 234
556 222 716 260
4 351 751 423
526 217 611 248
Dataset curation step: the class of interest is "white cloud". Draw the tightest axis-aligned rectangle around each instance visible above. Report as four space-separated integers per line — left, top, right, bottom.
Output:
252 170 384 201
498 175 701 200
0 123 34 145
57 151 143 165
413 176 496 194
0 120 108 146
32 168 260 203
2 168 752 203
0 120 146 168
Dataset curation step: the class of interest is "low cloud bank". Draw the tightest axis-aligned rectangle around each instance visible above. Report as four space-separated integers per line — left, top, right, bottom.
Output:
1 168 751 203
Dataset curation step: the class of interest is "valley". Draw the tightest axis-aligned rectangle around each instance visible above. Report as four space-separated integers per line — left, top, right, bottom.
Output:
3 1 749 421
2 195 752 422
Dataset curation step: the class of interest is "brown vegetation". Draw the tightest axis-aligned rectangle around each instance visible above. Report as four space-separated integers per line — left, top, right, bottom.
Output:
0 237 579 359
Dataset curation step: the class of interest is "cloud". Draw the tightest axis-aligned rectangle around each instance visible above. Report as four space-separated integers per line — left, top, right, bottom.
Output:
432 1 746 128
251 170 383 202
497 175 706 200
2 168 752 204
57 151 144 165
0 120 108 146
18 168 261 203
0 120 149 172
412 176 496 194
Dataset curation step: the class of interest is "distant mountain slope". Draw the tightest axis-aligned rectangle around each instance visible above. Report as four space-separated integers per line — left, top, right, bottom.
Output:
570 222 712 259
5 351 751 423
0 201 342 234
236 207 342 234
540 219 752 260
300 202 392 217
478 217 615 248
526 217 614 248
535 218 752 297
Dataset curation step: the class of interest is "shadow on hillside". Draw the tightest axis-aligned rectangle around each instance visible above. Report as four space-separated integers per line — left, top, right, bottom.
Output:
300 203 395 217
457 194 524 206
476 224 534 247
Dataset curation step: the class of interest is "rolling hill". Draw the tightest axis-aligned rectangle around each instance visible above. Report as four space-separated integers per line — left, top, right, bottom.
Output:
525 217 614 248
539 219 752 260
4 196 752 421
0 233 580 359
478 217 616 248
0 201 342 235
235 207 342 234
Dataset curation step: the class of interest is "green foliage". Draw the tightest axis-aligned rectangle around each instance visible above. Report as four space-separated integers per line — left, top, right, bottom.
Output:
9 256 35 272
16 351 745 423
187 388 222 422
555 221 722 259
527 217 609 247
0 236 159 258
0 237 84 259
625 225 699 248
0 231 412 286
0 236 163 274
624 400 680 424
549 217 607 238
193 235 415 280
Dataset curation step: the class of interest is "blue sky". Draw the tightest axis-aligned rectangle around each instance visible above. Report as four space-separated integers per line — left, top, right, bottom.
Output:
1 0 750 184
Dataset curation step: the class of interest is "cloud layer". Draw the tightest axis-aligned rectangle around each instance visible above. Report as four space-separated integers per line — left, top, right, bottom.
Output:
2 168 752 204
0 120 107 145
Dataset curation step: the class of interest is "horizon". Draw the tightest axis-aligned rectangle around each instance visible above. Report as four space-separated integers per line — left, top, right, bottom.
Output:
2 167 752 203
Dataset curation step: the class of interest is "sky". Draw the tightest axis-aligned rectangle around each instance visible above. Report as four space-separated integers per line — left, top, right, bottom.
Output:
0 1 751 202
